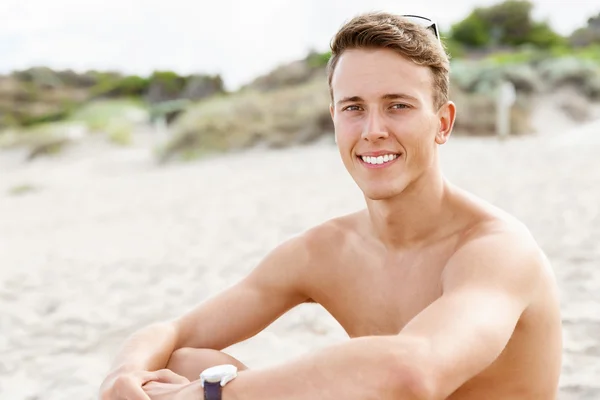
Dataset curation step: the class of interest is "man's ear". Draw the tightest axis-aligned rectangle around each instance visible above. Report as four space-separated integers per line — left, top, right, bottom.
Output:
435 101 456 145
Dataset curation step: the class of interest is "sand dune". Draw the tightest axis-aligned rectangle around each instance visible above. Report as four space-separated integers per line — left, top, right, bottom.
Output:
1 120 599 399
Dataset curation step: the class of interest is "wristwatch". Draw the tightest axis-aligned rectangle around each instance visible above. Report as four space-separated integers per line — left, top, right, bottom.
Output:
200 364 238 400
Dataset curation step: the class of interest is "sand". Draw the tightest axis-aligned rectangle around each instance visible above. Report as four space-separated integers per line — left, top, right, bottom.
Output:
1 118 599 400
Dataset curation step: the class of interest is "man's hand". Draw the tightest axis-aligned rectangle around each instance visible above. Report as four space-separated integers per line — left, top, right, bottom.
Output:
99 366 190 400
142 380 204 400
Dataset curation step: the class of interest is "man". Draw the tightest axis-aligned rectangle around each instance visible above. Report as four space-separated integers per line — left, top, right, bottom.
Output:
99 12 563 400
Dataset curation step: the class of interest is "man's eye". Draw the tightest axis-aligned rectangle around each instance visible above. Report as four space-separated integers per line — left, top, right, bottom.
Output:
391 104 409 109
343 105 361 111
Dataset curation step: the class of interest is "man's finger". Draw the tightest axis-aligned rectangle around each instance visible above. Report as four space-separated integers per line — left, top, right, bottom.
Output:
123 386 152 400
113 375 152 400
152 369 191 384
125 386 150 400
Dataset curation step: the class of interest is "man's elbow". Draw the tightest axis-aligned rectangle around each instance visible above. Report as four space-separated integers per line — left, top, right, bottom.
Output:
388 362 438 400
384 339 440 400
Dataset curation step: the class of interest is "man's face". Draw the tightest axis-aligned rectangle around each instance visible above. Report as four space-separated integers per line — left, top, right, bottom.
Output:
329 48 454 200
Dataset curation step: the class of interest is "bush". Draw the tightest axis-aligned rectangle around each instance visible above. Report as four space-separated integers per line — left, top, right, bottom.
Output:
449 0 565 49
91 75 150 97
0 112 20 129
244 60 325 93
69 99 148 132
18 106 75 127
450 12 491 47
306 51 331 68
157 77 333 163
527 21 566 48
441 36 467 59
450 86 533 136
450 60 542 94
106 120 134 146
145 71 189 103
551 45 600 64
537 57 600 99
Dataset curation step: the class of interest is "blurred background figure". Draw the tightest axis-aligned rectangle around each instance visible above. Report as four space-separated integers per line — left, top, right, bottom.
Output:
1 1 599 399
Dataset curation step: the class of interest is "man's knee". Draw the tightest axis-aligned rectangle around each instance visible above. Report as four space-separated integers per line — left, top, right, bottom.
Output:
166 348 248 381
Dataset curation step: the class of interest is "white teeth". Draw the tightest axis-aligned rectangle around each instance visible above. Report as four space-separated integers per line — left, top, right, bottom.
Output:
360 154 398 165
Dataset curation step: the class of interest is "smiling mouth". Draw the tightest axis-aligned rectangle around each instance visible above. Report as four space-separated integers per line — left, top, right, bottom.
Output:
358 153 401 166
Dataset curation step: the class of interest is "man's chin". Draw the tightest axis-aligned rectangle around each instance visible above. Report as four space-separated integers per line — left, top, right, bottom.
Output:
361 185 405 201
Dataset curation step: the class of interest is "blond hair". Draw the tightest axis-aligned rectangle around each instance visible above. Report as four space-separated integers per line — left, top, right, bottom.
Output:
327 12 450 109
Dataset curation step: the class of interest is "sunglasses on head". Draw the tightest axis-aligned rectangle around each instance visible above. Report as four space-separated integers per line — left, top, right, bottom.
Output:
401 14 440 42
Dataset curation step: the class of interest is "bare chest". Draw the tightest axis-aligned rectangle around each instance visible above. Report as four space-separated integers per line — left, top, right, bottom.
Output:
310 247 450 338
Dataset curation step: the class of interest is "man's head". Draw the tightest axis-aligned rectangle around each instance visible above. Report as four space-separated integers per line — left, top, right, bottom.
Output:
327 12 456 201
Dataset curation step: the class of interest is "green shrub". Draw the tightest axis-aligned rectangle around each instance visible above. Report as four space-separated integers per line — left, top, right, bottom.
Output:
306 51 331 68
442 36 466 59
450 60 542 94
0 112 20 129
8 184 37 196
69 99 148 132
158 77 332 162
449 0 565 49
149 71 187 95
91 75 150 97
450 12 491 47
18 107 74 127
527 21 566 49
537 57 600 99
106 120 134 146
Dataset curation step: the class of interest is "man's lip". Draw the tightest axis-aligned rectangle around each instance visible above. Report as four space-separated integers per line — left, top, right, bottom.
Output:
357 151 402 157
357 153 401 168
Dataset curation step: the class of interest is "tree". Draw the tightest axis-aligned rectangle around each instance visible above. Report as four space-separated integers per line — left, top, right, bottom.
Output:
527 21 566 48
450 12 491 47
449 0 564 49
477 0 534 46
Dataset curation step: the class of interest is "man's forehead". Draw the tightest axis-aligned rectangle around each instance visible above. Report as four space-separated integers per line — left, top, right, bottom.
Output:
331 48 432 102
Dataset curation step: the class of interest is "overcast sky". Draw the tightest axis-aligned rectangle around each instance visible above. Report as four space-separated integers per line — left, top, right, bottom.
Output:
1 0 598 90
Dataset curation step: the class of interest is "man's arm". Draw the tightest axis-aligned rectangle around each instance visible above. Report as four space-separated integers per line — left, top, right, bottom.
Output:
100 233 312 399
393 228 544 397
177 227 543 400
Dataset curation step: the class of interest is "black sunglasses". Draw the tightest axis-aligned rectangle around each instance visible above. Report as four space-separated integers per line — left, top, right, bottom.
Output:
401 14 440 42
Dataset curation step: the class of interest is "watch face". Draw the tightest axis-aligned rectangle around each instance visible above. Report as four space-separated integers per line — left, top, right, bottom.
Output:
201 364 238 383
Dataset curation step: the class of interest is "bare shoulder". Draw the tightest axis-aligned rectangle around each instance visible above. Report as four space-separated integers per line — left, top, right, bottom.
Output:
291 210 365 263
247 211 364 293
443 207 554 306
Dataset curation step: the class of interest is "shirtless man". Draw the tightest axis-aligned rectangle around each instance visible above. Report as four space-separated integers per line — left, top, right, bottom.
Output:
99 12 563 400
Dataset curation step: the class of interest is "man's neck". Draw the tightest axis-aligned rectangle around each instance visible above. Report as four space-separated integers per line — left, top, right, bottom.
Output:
365 168 455 250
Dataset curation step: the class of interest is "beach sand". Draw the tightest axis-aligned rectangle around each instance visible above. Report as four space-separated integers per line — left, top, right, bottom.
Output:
1 119 599 399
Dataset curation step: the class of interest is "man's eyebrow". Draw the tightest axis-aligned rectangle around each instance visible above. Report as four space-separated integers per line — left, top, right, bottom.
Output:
336 96 363 106
381 93 419 102
336 93 419 106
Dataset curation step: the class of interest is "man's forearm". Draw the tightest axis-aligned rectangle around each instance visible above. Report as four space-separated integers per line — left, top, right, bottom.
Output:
111 321 179 372
219 335 425 400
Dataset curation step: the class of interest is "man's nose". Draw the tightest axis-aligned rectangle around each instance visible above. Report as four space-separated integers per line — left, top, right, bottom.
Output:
361 111 389 141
